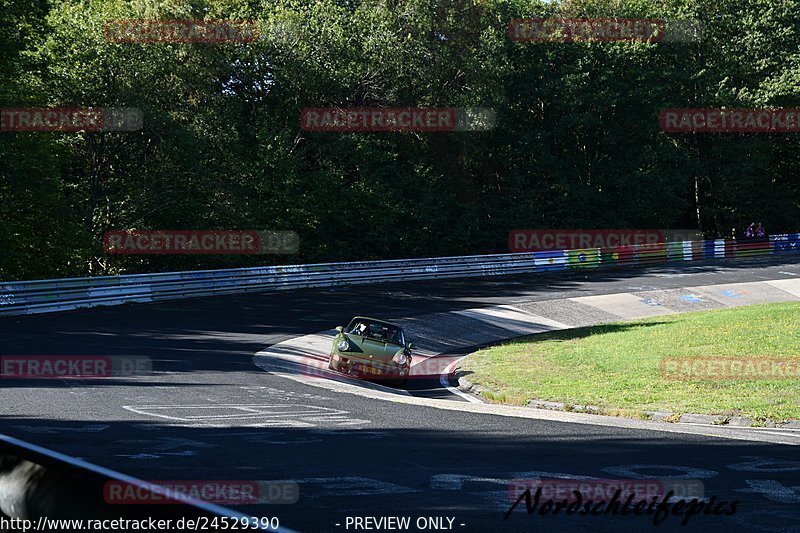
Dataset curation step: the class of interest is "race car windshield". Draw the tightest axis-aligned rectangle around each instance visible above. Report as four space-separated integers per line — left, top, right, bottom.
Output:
348 320 404 345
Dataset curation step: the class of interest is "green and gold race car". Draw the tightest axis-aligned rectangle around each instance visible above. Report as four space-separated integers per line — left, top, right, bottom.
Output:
328 317 414 386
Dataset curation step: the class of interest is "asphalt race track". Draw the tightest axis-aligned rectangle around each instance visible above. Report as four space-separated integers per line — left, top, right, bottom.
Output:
3 256 800 532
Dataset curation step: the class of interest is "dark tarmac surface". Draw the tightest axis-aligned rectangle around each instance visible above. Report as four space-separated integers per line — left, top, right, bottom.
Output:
2 256 800 532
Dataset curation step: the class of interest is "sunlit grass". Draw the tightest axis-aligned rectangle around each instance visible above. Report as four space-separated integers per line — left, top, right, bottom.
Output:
460 302 800 421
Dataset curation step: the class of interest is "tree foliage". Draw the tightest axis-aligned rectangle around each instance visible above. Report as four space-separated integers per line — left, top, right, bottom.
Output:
1 0 798 279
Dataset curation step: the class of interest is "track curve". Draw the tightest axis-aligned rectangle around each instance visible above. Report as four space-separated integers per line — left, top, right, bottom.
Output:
2 256 800 532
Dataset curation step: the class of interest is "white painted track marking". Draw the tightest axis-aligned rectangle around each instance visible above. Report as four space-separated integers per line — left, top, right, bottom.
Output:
440 357 482 403
766 278 800 298
454 305 569 334
122 404 370 427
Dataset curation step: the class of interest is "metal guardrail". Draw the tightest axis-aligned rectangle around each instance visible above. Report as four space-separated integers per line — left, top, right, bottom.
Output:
1 234 798 317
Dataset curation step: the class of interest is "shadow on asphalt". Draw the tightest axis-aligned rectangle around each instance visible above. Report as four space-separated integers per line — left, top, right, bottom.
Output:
0 417 797 532
1 255 797 381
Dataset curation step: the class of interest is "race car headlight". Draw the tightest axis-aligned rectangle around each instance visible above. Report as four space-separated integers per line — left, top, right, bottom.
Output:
337 339 350 351
392 353 407 366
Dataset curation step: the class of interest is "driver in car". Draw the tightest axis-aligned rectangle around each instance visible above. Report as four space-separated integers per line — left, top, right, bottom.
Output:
350 322 367 336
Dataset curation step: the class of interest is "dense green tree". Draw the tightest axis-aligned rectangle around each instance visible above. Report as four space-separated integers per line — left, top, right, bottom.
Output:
1 0 797 280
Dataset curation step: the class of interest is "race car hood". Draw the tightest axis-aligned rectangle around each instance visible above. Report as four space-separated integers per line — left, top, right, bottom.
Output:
344 334 404 361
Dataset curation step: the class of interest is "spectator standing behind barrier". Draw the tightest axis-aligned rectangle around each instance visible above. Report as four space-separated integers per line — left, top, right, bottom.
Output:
745 223 755 238
756 223 766 238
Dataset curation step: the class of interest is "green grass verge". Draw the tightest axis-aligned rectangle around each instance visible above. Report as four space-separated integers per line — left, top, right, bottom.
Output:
459 302 800 421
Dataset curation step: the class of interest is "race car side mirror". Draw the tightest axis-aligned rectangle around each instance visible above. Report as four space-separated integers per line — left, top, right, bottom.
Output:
335 326 344 333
